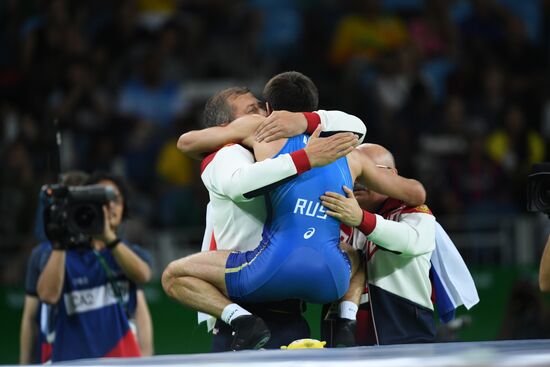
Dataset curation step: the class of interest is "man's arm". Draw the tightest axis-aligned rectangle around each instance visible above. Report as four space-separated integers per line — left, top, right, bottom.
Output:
97 207 152 284
177 114 266 159
178 111 366 158
204 126 357 201
37 249 65 305
321 187 435 256
135 290 154 356
350 149 426 207
539 234 550 292
20 245 45 363
359 212 435 256
19 296 39 364
255 110 367 143
110 243 152 284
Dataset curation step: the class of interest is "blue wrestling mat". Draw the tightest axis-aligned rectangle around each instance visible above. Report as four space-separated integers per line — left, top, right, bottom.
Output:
29 339 550 367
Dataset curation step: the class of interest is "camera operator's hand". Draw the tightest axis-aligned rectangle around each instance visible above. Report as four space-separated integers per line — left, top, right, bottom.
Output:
95 204 152 284
94 205 118 244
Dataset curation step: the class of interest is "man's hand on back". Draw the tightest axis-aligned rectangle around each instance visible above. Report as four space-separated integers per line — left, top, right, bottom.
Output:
305 125 358 168
255 111 307 142
320 186 363 227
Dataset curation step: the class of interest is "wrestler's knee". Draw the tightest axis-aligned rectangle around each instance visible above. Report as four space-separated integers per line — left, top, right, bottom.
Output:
162 258 187 297
161 263 174 297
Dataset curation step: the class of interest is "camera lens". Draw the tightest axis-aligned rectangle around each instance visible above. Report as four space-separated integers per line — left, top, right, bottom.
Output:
69 204 100 233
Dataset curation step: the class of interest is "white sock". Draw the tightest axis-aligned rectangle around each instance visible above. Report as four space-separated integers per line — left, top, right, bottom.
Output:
339 301 358 320
221 304 251 326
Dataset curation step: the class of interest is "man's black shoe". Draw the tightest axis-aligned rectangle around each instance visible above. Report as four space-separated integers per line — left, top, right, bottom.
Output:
230 315 271 351
332 318 357 347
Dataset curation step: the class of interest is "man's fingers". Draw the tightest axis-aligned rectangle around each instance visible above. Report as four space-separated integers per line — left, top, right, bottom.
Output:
322 192 346 200
325 133 358 150
310 124 322 139
328 132 357 142
339 146 355 156
325 210 340 219
262 129 284 143
262 135 274 143
102 206 111 227
257 123 282 141
321 199 339 211
256 126 276 142
336 145 355 158
255 115 276 137
343 185 355 198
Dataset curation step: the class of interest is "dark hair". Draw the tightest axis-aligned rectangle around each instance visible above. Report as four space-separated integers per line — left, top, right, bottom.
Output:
263 71 319 112
86 171 130 219
59 170 89 186
202 87 251 127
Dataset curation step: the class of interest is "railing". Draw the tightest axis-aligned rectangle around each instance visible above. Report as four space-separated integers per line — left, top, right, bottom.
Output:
438 214 549 267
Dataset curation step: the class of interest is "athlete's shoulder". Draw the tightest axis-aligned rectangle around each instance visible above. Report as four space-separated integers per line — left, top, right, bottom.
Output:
344 148 362 177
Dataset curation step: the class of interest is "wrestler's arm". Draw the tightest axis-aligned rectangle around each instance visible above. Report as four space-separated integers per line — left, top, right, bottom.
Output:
350 149 426 207
178 111 366 158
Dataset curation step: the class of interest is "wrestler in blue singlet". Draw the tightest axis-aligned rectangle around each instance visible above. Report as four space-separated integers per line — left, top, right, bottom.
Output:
226 134 353 304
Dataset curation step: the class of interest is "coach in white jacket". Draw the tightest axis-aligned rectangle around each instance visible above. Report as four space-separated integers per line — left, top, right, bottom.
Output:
320 143 436 346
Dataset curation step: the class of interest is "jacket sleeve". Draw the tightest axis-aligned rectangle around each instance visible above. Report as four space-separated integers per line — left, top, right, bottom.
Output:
366 212 436 256
202 145 300 202
316 110 367 143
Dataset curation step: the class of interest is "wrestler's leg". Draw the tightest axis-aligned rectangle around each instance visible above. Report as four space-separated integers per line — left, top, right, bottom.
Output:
330 242 365 347
162 250 231 318
339 242 365 306
162 250 271 350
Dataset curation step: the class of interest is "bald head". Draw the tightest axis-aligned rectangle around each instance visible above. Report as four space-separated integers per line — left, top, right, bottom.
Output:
353 143 397 211
356 143 395 169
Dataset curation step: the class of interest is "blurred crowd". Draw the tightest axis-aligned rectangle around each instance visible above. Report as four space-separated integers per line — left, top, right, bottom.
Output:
2 0 550 283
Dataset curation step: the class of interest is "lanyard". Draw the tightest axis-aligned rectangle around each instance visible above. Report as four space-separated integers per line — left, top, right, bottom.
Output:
93 250 128 316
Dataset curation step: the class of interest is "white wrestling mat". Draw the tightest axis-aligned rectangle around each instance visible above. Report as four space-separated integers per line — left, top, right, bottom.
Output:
23 340 546 367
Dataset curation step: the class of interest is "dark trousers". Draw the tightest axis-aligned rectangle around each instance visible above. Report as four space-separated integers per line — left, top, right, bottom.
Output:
211 300 310 351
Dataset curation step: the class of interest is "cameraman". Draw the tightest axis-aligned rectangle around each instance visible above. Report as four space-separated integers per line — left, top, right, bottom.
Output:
36 172 152 362
20 171 88 364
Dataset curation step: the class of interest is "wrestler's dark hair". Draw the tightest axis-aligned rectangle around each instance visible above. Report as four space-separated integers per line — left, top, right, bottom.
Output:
202 87 251 127
86 171 130 219
263 71 319 112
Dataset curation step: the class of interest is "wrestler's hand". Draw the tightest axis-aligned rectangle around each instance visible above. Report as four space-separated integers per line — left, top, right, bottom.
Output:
305 126 358 168
321 186 363 227
255 111 307 142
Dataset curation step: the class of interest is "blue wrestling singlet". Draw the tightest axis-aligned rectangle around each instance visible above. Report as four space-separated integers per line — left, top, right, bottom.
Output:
226 134 353 304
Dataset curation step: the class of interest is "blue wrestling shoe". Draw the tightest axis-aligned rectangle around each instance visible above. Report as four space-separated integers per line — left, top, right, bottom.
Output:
230 315 271 351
